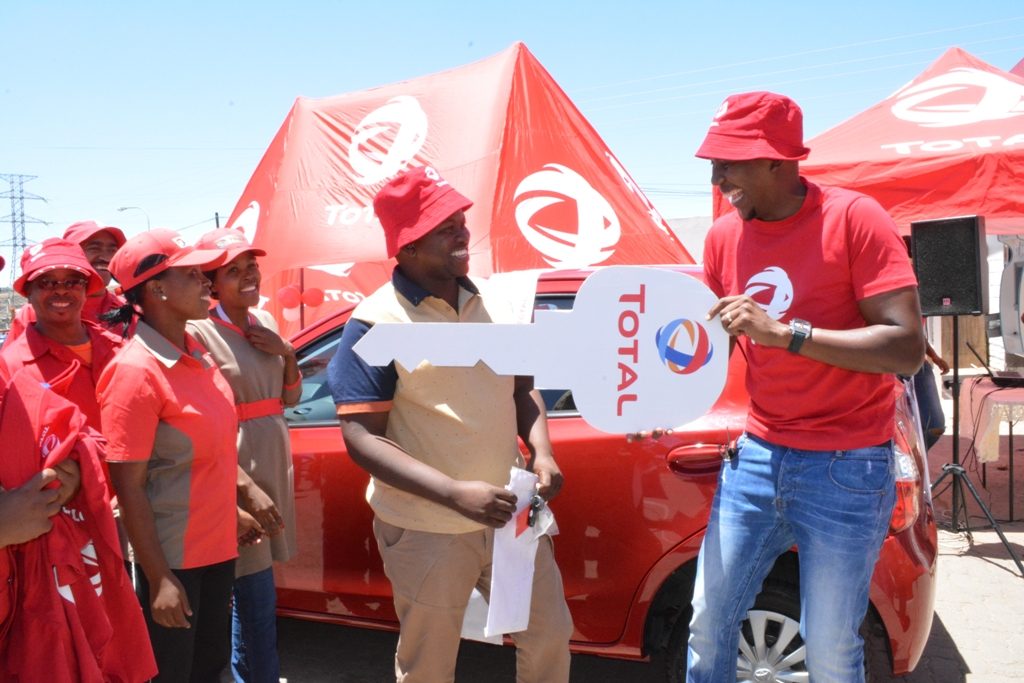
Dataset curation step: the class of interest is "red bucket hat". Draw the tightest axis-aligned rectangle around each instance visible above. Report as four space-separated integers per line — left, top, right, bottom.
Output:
696 91 810 161
195 227 266 264
13 238 105 296
373 166 473 259
62 220 127 248
110 228 227 292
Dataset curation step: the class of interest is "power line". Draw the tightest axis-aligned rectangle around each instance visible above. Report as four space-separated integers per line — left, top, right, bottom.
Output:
176 216 220 232
29 145 264 152
583 44 1024 127
576 33 1024 106
0 174 49 288
582 44 1024 116
570 15 1024 95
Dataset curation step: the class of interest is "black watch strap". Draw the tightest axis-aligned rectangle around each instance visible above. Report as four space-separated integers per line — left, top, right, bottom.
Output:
788 319 812 353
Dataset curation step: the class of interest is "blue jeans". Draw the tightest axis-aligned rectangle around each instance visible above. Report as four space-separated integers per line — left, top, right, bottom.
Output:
686 433 895 683
231 567 279 683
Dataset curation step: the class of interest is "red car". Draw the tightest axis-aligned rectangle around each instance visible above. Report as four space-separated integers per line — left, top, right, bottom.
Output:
277 266 937 682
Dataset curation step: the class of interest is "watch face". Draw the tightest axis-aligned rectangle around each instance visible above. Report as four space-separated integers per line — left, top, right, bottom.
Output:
789 319 811 353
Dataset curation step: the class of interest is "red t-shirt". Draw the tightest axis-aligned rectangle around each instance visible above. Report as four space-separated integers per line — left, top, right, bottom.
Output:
97 322 239 569
0 321 123 432
0 368 156 682
702 180 918 450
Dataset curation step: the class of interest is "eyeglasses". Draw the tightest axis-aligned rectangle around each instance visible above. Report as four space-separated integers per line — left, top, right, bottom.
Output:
83 243 119 258
33 278 89 291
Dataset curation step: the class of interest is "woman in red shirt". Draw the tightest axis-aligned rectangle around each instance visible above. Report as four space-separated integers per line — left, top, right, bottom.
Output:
0 238 123 433
2 221 129 347
1 251 155 682
189 228 300 683
98 229 257 683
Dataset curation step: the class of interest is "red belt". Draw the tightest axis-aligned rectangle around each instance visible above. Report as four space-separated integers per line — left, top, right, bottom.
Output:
236 398 284 422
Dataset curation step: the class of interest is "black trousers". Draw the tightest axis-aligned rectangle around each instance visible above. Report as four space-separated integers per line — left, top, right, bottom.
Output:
134 559 236 683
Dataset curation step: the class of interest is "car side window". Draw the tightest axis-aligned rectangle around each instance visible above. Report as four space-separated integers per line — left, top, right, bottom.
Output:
284 327 344 426
534 294 577 416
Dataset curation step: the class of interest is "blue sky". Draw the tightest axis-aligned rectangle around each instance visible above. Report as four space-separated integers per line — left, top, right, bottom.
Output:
3 1 1023 263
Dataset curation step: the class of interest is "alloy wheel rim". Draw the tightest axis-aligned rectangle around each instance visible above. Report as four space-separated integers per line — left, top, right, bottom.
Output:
736 609 809 682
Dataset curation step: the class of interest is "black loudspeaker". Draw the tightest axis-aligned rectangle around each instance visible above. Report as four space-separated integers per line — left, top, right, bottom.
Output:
911 215 987 316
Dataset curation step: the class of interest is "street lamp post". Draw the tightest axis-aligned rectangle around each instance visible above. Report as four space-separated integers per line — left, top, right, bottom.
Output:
117 205 151 231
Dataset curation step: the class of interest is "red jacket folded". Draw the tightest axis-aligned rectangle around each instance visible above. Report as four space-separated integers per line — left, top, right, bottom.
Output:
0 366 156 682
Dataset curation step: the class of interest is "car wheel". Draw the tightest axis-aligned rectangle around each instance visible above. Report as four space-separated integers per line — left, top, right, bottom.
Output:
736 581 807 682
665 580 806 683
666 580 892 683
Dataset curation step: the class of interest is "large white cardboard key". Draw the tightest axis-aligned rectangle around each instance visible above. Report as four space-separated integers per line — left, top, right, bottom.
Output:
354 266 728 434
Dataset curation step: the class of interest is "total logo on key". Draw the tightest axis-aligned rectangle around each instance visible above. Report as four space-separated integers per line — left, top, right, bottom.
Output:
655 319 714 375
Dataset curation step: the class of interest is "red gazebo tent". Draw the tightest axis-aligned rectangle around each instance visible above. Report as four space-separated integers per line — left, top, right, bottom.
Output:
224 42 691 334
1011 56 1024 78
801 47 1024 235
710 48 1024 235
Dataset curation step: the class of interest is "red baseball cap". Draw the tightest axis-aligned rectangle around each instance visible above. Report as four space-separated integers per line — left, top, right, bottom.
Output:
110 228 227 292
62 220 127 248
195 227 266 265
373 166 473 259
13 238 105 296
696 91 810 161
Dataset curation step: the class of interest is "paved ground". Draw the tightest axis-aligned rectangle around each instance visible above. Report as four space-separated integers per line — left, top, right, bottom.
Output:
277 430 1024 682
912 429 1024 683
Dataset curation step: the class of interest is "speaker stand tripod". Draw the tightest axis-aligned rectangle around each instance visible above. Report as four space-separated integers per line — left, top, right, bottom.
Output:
930 316 1024 577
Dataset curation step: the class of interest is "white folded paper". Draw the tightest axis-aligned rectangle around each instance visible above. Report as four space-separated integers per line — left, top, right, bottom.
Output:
461 588 504 644
459 467 557 641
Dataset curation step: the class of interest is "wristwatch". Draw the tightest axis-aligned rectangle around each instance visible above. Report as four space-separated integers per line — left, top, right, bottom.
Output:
788 318 812 354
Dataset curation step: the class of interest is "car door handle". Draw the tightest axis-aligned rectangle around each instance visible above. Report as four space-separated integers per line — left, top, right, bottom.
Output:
291 407 313 415
666 444 726 478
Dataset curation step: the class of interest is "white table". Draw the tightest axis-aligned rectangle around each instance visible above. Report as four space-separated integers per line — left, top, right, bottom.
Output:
959 376 1022 520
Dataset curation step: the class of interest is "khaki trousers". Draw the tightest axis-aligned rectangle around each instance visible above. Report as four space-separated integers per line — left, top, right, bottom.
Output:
373 517 573 683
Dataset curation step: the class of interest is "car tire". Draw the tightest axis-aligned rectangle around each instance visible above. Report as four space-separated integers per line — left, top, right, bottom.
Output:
665 580 893 683
665 580 806 683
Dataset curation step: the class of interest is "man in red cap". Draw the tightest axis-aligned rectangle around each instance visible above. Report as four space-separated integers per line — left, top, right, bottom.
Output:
327 166 573 682
3 220 128 346
63 220 127 289
684 92 925 682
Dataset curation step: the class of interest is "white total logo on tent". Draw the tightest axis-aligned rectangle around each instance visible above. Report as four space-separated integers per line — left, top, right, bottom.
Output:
890 67 1024 128
605 152 671 234
307 263 356 278
513 163 620 268
744 266 792 320
348 96 428 185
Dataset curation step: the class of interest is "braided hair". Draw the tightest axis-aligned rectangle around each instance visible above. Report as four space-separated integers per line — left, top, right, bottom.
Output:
100 253 170 338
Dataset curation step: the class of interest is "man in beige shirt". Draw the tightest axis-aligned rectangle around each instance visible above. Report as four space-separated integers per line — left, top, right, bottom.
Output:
327 166 573 683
